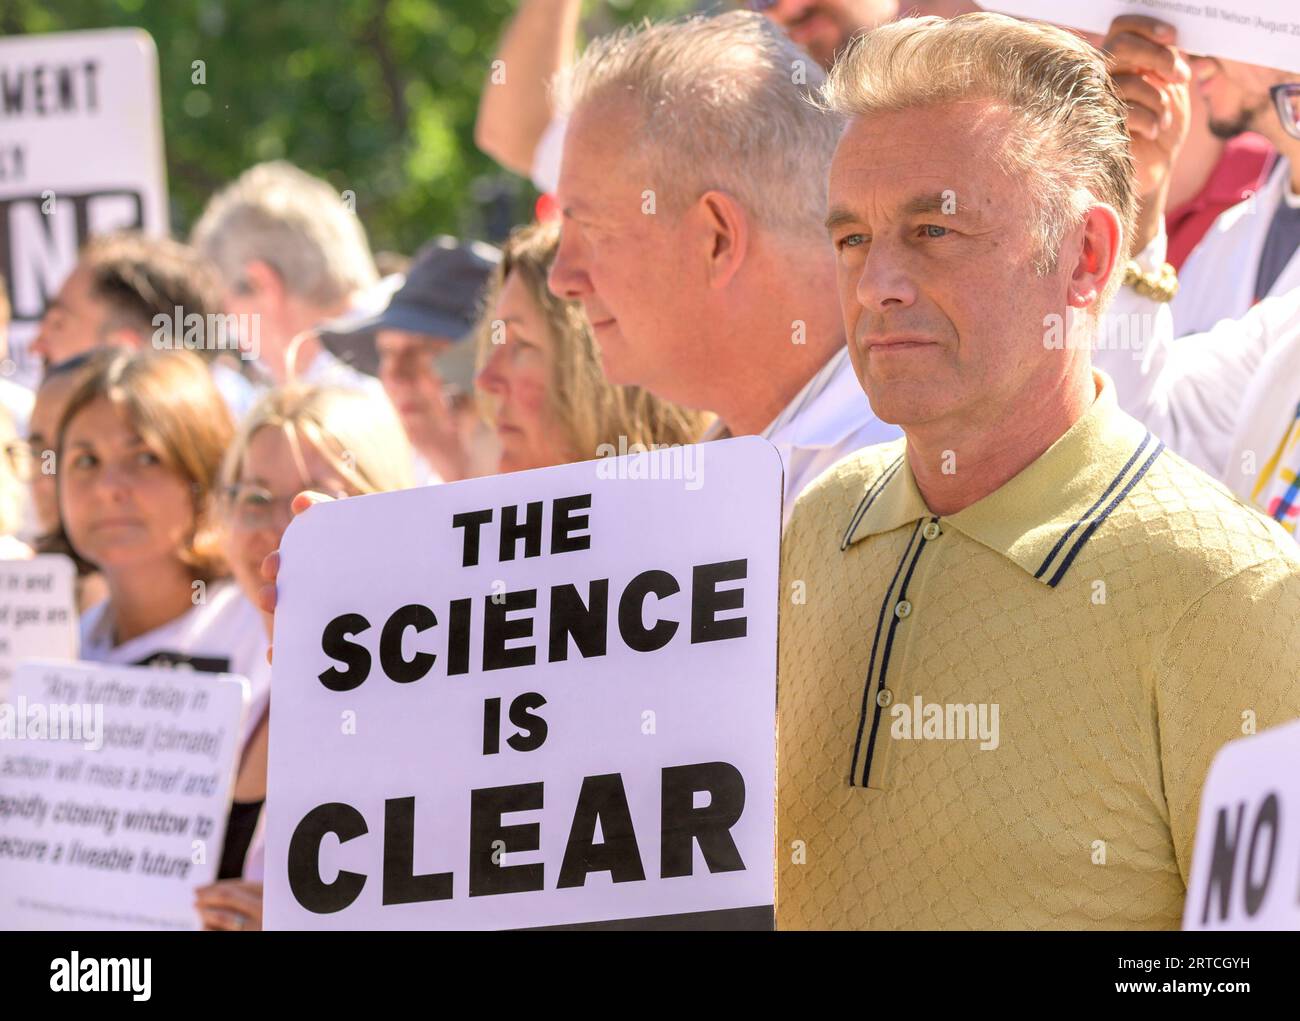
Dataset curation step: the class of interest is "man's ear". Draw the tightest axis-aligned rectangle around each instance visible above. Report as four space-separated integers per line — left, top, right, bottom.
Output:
1067 203 1122 310
696 189 750 290
241 259 285 304
102 326 148 351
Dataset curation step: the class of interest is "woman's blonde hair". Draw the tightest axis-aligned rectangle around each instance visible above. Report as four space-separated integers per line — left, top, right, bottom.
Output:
474 220 707 459
221 384 414 498
55 348 235 581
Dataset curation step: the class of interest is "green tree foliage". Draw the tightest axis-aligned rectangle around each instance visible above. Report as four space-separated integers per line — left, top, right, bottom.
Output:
0 0 693 252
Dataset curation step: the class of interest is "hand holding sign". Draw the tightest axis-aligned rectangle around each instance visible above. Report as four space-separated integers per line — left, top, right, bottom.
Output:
193 879 263 931
255 489 335 663
987 2 1300 75
1102 16 1192 252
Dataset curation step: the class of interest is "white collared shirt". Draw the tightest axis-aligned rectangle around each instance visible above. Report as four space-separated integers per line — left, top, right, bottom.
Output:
1097 226 1300 530
1172 158 1300 335
79 580 270 755
706 347 901 526
299 347 386 397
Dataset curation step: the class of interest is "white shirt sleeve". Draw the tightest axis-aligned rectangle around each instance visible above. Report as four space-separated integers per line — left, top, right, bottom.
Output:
530 115 568 194
1096 283 1300 478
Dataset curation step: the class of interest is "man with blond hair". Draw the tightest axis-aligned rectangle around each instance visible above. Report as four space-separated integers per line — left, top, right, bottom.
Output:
777 13 1300 929
548 12 897 519
191 160 384 392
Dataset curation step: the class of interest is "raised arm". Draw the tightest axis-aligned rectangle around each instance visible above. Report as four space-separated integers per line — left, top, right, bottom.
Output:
474 0 583 179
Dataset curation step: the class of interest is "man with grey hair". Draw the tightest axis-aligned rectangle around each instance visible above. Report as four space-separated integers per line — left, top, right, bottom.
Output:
474 0 980 192
547 11 898 520
777 12 1300 928
191 160 385 392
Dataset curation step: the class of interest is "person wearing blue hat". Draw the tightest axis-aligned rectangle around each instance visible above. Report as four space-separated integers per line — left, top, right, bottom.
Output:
319 236 501 484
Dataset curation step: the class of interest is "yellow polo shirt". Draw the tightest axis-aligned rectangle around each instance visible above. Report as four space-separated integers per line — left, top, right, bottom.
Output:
776 372 1300 929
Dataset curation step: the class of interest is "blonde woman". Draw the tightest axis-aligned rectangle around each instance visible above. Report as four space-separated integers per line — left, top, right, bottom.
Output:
474 219 707 471
194 384 413 930
234 224 707 927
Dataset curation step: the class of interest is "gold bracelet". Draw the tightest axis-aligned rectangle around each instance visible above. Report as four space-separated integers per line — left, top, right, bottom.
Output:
1123 259 1179 303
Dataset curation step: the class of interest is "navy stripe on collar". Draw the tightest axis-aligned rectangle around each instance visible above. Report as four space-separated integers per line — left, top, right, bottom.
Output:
840 455 904 551
1034 431 1154 582
1045 438 1166 588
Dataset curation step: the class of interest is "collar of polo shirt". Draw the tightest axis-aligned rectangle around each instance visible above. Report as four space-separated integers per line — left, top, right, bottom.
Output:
840 371 1167 588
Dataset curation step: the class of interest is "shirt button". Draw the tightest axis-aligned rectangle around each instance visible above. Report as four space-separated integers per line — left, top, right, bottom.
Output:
895 599 912 620
876 688 893 708
922 521 941 541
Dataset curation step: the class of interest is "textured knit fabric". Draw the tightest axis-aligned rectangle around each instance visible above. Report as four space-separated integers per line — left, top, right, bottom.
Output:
776 372 1300 930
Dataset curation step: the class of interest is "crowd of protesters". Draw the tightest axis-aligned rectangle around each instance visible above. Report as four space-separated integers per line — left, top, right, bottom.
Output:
1 0 1299 930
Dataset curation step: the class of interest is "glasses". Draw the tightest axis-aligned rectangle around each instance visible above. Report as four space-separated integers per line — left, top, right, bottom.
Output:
223 482 347 530
4 442 34 482
1273 83 1300 141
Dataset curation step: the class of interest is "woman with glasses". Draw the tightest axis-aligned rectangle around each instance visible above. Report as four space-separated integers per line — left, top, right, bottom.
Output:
214 223 704 929
193 384 413 931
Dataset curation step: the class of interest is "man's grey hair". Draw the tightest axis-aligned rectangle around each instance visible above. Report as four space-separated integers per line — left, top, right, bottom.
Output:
191 160 378 307
557 11 841 237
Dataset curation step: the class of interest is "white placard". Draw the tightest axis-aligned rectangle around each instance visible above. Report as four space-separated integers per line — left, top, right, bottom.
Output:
0 29 168 383
1183 718 1300 930
986 1 1300 73
265 437 782 930
0 555 78 700
0 660 247 930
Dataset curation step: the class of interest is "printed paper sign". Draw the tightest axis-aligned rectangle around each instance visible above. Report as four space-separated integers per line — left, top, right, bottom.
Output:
987 1 1300 73
0 660 247 930
1183 718 1300 930
0 555 78 700
265 437 782 930
0 29 168 383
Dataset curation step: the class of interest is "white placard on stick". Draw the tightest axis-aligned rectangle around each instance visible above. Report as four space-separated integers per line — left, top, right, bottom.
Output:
0 29 168 382
1183 718 1300 930
0 660 248 931
265 437 782 930
0 555 78 700
986 1 1300 73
